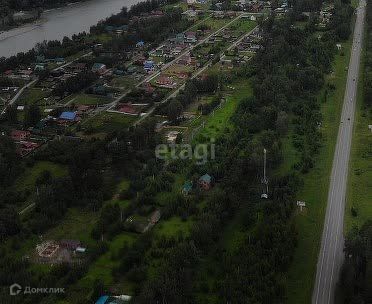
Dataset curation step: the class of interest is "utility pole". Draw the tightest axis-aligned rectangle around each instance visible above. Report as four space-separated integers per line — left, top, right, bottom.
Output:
262 148 267 185
261 148 268 199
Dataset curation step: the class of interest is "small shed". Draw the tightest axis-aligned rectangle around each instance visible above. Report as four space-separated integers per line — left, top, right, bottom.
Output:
182 181 193 195
198 174 212 190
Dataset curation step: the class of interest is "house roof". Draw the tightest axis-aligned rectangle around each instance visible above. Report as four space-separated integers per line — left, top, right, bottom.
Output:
92 63 106 70
144 60 154 68
183 181 193 192
199 174 212 183
59 112 76 121
95 296 109 304
118 104 138 114
11 130 29 139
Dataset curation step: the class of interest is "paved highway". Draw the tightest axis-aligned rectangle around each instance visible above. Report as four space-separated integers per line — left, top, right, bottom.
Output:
312 1 366 303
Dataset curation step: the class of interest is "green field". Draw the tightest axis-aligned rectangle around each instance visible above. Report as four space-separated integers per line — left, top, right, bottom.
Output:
189 16 230 31
18 87 50 105
78 232 137 290
230 19 257 33
154 216 194 237
110 76 136 89
285 39 354 303
196 80 252 140
83 112 137 133
73 94 111 105
345 35 372 232
43 208 98 247
16 161 67 193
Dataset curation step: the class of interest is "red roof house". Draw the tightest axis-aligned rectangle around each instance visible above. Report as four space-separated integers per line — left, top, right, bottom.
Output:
118 103 139 115
11 130 30 141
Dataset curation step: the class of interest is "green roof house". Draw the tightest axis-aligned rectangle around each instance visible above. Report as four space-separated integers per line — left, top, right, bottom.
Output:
182 181 193 195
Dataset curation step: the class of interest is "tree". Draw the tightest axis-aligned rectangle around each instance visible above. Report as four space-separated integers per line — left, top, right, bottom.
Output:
5 105 17 124
275 111 289 135
167 100 183 123
23 104 41 127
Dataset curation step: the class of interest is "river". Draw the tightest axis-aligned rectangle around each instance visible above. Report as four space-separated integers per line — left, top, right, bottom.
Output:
0 0 141 58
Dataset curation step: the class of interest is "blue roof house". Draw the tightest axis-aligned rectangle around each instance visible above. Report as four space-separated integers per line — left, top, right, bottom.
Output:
96 296 109 304
59 111 77 121
136 41 145 48
144 60 155 72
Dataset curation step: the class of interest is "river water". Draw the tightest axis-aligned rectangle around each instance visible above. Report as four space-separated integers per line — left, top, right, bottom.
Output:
0 0 141 58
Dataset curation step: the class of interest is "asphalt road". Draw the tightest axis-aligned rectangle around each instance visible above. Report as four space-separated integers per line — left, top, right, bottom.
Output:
312 1 366 303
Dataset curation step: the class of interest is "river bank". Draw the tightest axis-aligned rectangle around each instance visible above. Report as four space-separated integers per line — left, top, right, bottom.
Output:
0 0 140 58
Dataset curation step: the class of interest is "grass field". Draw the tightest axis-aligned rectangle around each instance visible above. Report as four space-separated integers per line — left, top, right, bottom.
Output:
18 87 49 105
196 80 252 141
285 39 353 304
110 76 136 89
73 94 111 105
345 34 372 232
189 17 230 31
154 216 194 237
43 208 98 247
230 19 257 33
78 232 137 291
15 161 67 193
83 112 136 133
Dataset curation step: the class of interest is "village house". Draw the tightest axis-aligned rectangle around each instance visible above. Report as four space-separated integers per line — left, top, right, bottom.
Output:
143 82 155 94
184 32 197 43
136 40 145 48
91 63 107 75
175 33 185 44
59 111 77 122
182 181 193 195
156 76 177 88
11 130 30 141
69 62 87 73
18 141 40 156
60 240 81 251
198 174 213 190
177 53 192 65
118 103 139 115
143 60 155 72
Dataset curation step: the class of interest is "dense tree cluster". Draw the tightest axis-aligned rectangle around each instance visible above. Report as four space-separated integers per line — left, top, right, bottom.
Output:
339 222 372 303
364 0 372 107
53 71 98 97
94 7 192 54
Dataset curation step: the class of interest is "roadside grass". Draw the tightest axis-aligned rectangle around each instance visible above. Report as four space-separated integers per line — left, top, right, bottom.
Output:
345 35 372 232
285 39 353 303
73 93 111 105
15 161 67 193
